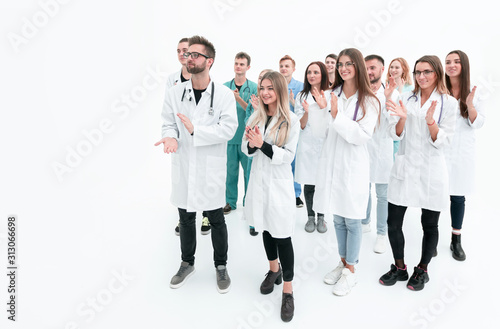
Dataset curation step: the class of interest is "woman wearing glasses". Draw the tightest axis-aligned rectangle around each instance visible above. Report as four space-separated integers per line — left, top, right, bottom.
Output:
243 71 300 322
380 55 458 291
313 48 380 296
444 50 485 261
294 61 331 233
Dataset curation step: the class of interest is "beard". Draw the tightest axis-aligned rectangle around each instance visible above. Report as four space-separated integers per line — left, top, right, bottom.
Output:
370 76 381 84
187 61 206 74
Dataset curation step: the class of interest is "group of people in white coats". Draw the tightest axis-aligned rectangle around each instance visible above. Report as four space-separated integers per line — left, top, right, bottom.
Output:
157 35 485 323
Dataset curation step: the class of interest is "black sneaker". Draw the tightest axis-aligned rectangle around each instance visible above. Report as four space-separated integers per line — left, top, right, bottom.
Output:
407 266 429 291
296 197 304 208
379 264 409 286
175 222 180 236
201 217 211 235
249 226 258 236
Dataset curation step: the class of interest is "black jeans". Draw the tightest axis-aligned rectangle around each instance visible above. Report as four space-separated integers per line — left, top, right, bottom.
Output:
387 203 440 266
450 195 465 230
304 184 324 218
262 231 294 282
178 207 228 267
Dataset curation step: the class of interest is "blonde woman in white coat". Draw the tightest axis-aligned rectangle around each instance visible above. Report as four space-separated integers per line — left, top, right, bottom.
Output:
380 55 458 291
243 71 300 322
313 48 380 296
294 61 331 233
444 50 485 261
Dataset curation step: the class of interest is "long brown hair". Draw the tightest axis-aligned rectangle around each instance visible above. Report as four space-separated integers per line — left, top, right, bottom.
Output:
412 55 448 95
445 50 471 119
332 48 380 122
298 61 330 101
247 71 291 147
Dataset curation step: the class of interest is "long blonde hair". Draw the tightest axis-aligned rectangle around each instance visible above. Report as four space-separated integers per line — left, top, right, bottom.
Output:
247 71 291 147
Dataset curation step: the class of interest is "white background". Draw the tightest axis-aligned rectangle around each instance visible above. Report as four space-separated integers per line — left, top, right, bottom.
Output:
1 0 499 328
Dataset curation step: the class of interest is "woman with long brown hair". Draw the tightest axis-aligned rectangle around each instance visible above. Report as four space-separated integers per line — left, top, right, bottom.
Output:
444 50 485 261
380 55 458 291
313 48 380 296
294 61 331 233
242 71 300 322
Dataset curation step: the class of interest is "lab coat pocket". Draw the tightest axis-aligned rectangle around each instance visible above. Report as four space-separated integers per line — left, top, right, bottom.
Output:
171 154 181 185
205 155 226 191
391 154 406 180
309 107 330 139
270 178 294 206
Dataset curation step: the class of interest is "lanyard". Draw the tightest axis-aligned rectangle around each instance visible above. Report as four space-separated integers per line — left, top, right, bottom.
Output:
407 93 444 124
338 85 359 121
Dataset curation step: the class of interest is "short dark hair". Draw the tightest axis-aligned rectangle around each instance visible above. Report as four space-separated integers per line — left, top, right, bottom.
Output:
178 37 189 44
235 52 251 66
364 54 384 66
326 53 338 61
188 35 216 59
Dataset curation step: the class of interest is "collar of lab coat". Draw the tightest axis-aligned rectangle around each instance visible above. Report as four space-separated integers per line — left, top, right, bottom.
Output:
183 77 214 100
416 87 441 106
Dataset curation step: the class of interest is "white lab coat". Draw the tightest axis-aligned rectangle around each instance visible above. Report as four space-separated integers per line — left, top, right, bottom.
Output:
161 79 238 212
242 112 300 238
387 89 458 212
294 91 331 185
367 85 399 184
166 70 183 89
313 87 380 219
445 91 485 195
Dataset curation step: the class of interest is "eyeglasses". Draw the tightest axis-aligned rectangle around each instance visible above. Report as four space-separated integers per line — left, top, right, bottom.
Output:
336 62 355 70
183 52 210 59
413 70 435 77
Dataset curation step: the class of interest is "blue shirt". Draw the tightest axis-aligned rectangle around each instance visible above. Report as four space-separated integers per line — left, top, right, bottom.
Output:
288 78 304 113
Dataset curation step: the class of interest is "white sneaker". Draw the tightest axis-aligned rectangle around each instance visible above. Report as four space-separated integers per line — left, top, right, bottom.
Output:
324 261 345 285
362 223 371 233
374 234 386 254
332 268 357 296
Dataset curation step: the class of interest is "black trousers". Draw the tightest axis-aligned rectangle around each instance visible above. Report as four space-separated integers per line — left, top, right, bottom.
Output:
304 184 324 218
387 203 440 266
262 231 294 281
178 207 228 267
450 195 465 230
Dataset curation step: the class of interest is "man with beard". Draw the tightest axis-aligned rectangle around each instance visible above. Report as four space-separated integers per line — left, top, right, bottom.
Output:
155 35 237 293
363 54 399 253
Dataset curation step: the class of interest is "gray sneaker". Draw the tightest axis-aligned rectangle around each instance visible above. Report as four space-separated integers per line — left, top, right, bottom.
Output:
216 265 231 294
305 216 316 233
316 217 327 233
170 261 195 289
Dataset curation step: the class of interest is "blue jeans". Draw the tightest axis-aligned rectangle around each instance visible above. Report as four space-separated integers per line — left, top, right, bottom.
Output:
291 157 301 198
362 183 388 235
333 215 362 266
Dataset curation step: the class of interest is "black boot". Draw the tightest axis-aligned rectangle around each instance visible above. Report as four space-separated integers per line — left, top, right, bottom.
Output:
450 234 466 261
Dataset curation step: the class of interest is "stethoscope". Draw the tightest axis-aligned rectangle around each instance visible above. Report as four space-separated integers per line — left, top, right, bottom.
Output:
228 79 251 96
336 85 360 121
407 93 444 124
181 81 215 116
